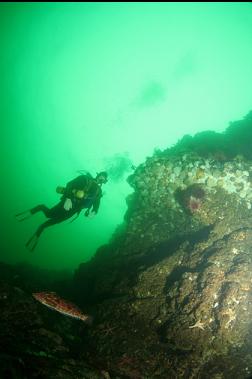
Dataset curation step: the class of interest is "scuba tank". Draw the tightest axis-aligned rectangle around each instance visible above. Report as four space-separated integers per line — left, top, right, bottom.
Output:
56 186 65 194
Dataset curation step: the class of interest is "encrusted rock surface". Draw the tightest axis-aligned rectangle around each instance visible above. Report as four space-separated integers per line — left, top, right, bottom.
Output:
75 145 252 378
3 113 252 378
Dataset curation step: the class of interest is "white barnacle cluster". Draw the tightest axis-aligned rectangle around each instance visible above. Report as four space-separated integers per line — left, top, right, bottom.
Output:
130 153 252 210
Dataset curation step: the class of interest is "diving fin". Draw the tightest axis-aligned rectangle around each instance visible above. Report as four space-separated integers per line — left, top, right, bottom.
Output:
15 210 32 222
26 234 39 252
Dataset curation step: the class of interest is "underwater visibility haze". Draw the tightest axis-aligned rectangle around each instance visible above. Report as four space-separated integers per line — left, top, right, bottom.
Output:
1 2 252 270
2 3 252 379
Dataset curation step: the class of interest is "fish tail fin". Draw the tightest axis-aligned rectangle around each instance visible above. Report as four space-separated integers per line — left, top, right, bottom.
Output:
83 315 93 325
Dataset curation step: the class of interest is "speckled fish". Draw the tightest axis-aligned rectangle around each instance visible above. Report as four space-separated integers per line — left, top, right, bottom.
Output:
33 292 92 324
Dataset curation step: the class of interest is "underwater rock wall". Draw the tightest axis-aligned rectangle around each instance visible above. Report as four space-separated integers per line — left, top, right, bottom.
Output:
75 137 252 377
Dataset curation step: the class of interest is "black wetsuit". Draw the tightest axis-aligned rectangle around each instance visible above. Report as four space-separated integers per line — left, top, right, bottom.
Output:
24 175 102 249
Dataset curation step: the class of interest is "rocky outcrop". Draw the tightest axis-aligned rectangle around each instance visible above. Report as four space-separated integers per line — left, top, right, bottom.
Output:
3 113 252 378
75 115 252 378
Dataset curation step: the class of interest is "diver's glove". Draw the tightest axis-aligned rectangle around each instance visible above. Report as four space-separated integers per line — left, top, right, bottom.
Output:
64 198 72 211
85 209 96 218
88 211 96 219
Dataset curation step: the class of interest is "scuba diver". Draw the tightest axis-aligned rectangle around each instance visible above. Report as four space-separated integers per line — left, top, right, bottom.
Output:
15 171 108 251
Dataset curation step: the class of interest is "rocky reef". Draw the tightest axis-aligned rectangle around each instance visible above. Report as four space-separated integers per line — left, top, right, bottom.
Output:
2 112 252 378
73 111 252 378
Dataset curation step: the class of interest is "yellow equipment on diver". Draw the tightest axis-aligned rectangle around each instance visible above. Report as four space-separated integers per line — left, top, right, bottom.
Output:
56 186 85 199
72 189 85 199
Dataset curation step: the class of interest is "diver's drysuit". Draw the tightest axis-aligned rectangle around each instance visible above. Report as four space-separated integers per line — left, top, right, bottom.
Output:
16 174 103 251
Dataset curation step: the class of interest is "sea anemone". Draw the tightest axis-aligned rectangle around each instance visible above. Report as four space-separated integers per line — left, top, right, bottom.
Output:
188 195 201 213
175 184 205 214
